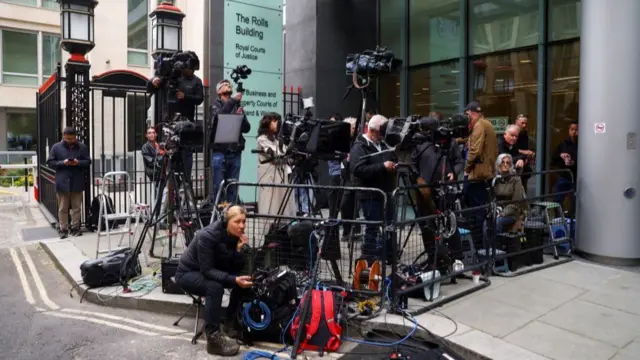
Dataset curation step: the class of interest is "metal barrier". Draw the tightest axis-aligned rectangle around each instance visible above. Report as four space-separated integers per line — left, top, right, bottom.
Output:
224 181 389 301
389 178 492 315
488 169 575 278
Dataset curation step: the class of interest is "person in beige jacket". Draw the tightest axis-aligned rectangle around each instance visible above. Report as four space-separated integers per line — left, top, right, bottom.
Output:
462 101 498 247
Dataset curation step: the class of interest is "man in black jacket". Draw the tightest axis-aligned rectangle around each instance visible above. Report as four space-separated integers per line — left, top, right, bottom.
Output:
350 115 396 261
210 80 251 205
551 121 578 209
175 205 253 356
498 124 527 169
46 127 91 238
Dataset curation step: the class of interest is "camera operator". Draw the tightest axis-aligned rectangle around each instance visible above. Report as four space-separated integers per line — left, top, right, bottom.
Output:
175 205 252 357
148 53 204 178
340 117 361 241
462 101 498 247
209 79 251 206
412 114 465 265
350 115 396 262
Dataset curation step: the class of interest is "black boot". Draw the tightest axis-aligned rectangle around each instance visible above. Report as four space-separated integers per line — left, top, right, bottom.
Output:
59 229 68 239
206 330 239 357
222 316 241 340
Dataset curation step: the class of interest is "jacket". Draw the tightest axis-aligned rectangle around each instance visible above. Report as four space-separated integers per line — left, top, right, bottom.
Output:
413 141 464 184
209 97 251 153
464 117 498 180
176 220 245 287
141 141 164 182
349 134 396 199
46 141 91 193
552 137 578 179
493 175 527 219
497 136 526 164
147 75 204 121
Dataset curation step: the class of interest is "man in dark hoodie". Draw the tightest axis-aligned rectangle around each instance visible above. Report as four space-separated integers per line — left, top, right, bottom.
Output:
47 127 91 238
551 121 578 209
175 205 253 357
498 124 527 169
349 114 396 262
210 79 251 205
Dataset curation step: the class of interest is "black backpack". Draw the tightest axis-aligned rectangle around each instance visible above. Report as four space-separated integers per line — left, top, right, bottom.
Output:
88 194 125 232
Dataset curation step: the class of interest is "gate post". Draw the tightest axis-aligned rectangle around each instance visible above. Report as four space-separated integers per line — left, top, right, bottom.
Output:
56 0 98 225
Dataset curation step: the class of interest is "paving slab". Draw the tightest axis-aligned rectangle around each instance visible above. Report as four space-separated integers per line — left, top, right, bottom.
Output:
538 299 640 348
440 291 540 338
449 330 550 360
609 341 640 360
504 321 618 360
528 260 623 290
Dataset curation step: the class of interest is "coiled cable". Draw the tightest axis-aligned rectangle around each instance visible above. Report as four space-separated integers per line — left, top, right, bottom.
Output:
242 300 271 331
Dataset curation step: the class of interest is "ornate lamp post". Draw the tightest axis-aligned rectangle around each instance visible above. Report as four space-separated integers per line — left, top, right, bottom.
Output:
150 1 185 59
57 0 98 221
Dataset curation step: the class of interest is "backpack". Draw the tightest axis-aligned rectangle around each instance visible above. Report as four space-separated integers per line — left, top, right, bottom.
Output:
290 289 346 355
79 247 141 288
88 194 125 232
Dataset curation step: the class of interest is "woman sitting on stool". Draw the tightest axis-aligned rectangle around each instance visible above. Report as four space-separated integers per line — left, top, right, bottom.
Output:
175 205 254 357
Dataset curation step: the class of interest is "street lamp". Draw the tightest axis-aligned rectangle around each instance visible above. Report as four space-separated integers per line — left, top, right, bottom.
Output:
150 1 185 59
57 0 98 60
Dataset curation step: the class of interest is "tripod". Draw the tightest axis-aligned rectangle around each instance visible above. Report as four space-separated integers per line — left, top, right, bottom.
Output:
145 148 202 259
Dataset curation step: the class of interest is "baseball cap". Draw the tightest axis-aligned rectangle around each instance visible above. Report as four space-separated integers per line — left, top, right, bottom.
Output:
464 101 482 113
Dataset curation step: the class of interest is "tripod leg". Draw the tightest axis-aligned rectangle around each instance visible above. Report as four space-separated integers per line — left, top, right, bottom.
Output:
149 174 169 257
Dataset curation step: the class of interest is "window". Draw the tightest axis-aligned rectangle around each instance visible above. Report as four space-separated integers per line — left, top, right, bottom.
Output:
7 111 37 151
42 0 57 9
469 0 539 55
0 0 37 6
378 73 401 118
42 34 61 83
469 48 538 138
379 0 403 56
1 30 38 86
409 61 460 116
409 0 461 65
549 0 581 41
128 0 149 66
547 41 579 192
127 94 150 151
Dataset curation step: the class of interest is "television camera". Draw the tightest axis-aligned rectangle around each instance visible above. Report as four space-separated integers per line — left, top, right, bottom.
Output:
230 64 252 93
158 113 204 154
346 46 402 77
153 50 200 104
384 113 470 151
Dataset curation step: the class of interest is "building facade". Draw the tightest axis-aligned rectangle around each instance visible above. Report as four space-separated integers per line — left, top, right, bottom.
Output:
0 0 204 156
379 0 580 194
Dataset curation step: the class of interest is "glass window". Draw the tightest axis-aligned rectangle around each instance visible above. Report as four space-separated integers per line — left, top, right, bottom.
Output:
379 0 403 56
547 41 579 191
42 34 61 83
42 0 57 9
7 111 37 151
0 0 37 6
378 73 401 118
1 30 38 86
409 60 460 116
549 0 581 41
469 48 538 140
128 0 149 66
409 0 461 65
469 0 539 55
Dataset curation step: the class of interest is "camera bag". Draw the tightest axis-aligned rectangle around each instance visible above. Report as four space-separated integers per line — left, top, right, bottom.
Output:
79 247 141 288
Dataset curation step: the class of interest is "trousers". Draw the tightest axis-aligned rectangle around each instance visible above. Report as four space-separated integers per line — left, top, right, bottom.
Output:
175 271 247 335
57 192 83 231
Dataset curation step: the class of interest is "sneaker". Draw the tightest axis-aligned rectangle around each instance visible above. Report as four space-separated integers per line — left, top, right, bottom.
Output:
206 330 239 357
59 230 69 239
70 228 83 237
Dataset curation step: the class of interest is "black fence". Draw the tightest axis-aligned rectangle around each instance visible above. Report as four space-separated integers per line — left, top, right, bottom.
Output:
214 170 575 316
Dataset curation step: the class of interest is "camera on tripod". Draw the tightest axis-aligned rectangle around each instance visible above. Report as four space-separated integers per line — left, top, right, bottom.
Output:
160 113 204 153
345 45 402 77
385 113 470 151
153 50 200 104
230 64 252 92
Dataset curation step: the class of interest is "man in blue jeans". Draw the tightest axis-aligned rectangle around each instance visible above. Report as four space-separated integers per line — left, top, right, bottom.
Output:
210 80 251 205
551 121 578 211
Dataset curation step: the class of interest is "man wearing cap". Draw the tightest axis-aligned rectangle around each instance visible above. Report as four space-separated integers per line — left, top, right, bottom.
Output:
463 101 498 246
209 80 251 206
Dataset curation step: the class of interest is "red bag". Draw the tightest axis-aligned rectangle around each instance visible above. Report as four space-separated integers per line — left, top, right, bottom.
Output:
290 289 346 355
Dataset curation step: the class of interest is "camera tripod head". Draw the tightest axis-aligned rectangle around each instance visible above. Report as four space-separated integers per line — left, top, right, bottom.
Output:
230 65 252 93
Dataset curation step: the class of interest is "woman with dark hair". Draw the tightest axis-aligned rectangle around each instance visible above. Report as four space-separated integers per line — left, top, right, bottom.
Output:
256 113 295 221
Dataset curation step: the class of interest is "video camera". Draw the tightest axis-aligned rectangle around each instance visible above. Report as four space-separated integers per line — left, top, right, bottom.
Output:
159 113 204 154
346 46 402 77
384 114 470 151
230 64 252 92
153 50 200 104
